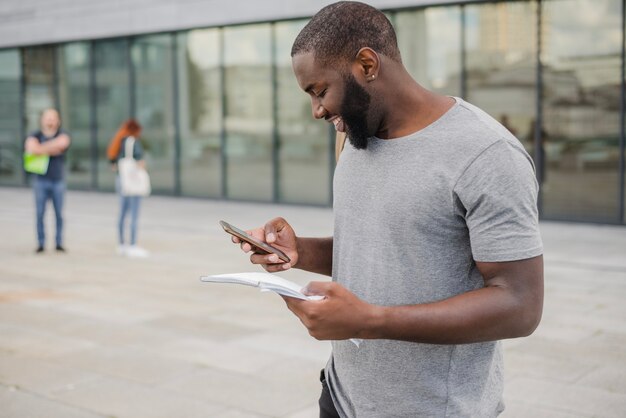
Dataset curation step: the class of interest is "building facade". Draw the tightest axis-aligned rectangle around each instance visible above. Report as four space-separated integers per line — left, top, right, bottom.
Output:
0 0 624 224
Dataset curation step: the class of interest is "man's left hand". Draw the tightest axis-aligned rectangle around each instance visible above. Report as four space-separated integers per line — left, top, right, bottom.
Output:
282 281 380 341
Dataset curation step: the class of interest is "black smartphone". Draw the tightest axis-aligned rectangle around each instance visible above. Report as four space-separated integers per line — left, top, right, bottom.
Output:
219 220 291 263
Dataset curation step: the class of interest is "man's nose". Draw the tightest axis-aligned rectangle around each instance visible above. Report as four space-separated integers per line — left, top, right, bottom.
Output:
312 102 325 120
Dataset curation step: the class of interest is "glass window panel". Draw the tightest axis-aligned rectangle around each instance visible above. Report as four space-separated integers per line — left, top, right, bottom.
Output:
465 1 538 150
276 20 330 205
0 49 22 186
223 24 273 201
396 7 462 96
94 39 130 191
58 42 92 189
542 0 621 222
23 46 57 134
177 29 222 198
133 34 176 194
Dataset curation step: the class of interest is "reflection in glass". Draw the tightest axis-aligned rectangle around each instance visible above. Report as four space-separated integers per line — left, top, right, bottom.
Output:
23 46 57 134
223 24 273 201
396 7 461 96
542 0 621 222
465 1 537 149
133 34 176 194
276 20 330 205
58 42 92 189
177 29 222 198
94 39 130 191
0 49 22 185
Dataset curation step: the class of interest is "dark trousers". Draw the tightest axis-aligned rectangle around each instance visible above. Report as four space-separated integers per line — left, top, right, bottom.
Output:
319 370 340 418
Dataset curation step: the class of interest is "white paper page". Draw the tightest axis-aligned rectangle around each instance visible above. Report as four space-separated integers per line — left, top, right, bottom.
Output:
200 272 361 346
200 272 321 300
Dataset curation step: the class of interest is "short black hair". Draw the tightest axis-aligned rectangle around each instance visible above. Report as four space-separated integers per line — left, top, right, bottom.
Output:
291 1 401 68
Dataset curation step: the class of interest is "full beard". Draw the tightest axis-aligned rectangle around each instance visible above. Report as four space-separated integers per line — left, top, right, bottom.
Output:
340 75 372 150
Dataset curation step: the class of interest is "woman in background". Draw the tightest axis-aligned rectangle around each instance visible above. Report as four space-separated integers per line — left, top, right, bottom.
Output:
106 119 149 258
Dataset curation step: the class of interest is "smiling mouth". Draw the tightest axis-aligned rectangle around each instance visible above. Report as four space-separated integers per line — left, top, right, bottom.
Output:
327 116 345 133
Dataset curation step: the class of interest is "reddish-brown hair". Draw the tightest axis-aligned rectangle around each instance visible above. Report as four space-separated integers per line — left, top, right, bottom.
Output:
106 119 142 161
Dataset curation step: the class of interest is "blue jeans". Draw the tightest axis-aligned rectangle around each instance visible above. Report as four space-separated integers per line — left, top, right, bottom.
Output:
34 177 65 247
116 177 141 245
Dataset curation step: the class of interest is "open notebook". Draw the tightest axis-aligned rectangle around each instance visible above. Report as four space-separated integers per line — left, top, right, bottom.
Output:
200 272 323 300
200 272 361 346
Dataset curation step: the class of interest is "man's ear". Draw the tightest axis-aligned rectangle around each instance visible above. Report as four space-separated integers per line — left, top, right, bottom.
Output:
353 47 380 82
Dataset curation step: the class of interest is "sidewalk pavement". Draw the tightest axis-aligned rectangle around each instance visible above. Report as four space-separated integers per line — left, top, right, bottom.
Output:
0 187 625 418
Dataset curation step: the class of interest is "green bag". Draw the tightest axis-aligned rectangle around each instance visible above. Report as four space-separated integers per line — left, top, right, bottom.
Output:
23 153 50 175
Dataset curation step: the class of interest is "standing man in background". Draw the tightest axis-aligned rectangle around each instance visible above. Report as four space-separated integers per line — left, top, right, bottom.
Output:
24 108 71 253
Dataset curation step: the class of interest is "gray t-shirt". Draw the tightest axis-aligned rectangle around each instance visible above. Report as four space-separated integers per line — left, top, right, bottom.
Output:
327 98 543 417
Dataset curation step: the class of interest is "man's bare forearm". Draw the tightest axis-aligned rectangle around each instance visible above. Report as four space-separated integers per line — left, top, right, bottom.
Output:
25 135 70 156
363 256 544 344
295 237 333 276
365 286 540 344
41 135 70 155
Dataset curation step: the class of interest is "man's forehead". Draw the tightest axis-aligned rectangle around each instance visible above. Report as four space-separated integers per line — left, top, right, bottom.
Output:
292 52 341 90
292 52 316 74
42 110 59 119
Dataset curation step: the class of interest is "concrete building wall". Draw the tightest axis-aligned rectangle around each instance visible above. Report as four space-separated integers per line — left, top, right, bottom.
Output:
0 0 471 49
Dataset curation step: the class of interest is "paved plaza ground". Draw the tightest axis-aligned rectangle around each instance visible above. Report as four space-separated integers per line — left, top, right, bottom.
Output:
0 187 625 418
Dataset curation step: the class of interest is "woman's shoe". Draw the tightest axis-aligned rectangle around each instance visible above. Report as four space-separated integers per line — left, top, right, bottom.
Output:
126 245 149 258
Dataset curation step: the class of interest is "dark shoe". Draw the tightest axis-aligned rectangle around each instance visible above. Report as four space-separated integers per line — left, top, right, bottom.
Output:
35 246 44 254
55 245 66 252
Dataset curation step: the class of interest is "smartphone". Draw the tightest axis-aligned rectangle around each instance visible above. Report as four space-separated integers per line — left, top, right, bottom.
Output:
219 220 291 263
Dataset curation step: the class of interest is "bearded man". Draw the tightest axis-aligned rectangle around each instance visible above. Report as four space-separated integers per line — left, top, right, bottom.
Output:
232 2 544 417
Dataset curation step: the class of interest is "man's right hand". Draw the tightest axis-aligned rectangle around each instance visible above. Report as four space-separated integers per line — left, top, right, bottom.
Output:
232 217 298 272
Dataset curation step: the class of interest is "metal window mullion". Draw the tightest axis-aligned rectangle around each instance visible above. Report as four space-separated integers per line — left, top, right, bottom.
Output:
460 4 467 100
219 28 227 199
89 41 98 190
271 23 279 203
172 34 182 196
20 48 27 186
617 0 626 224
52 45 61 112
535 0 544 217
128 38 136 119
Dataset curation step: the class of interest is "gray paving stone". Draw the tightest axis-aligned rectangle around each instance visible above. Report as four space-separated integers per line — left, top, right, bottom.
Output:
54 345 200 386
506 377 626 418
53 318 179 349
511 335 626 369
0 303 86 332
208 409 270 418
576 366 626 394
154 336 286 375
163 367 318 417
501 399 587 418
0 324 95 359
1 188 625 417
234 331 332 363
145 313 262 342
504 349 595 383
284 405 319 418
255 356 326 387
0 354 102 395
51 375 226 418
0 384 104 418
530 318 599 344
